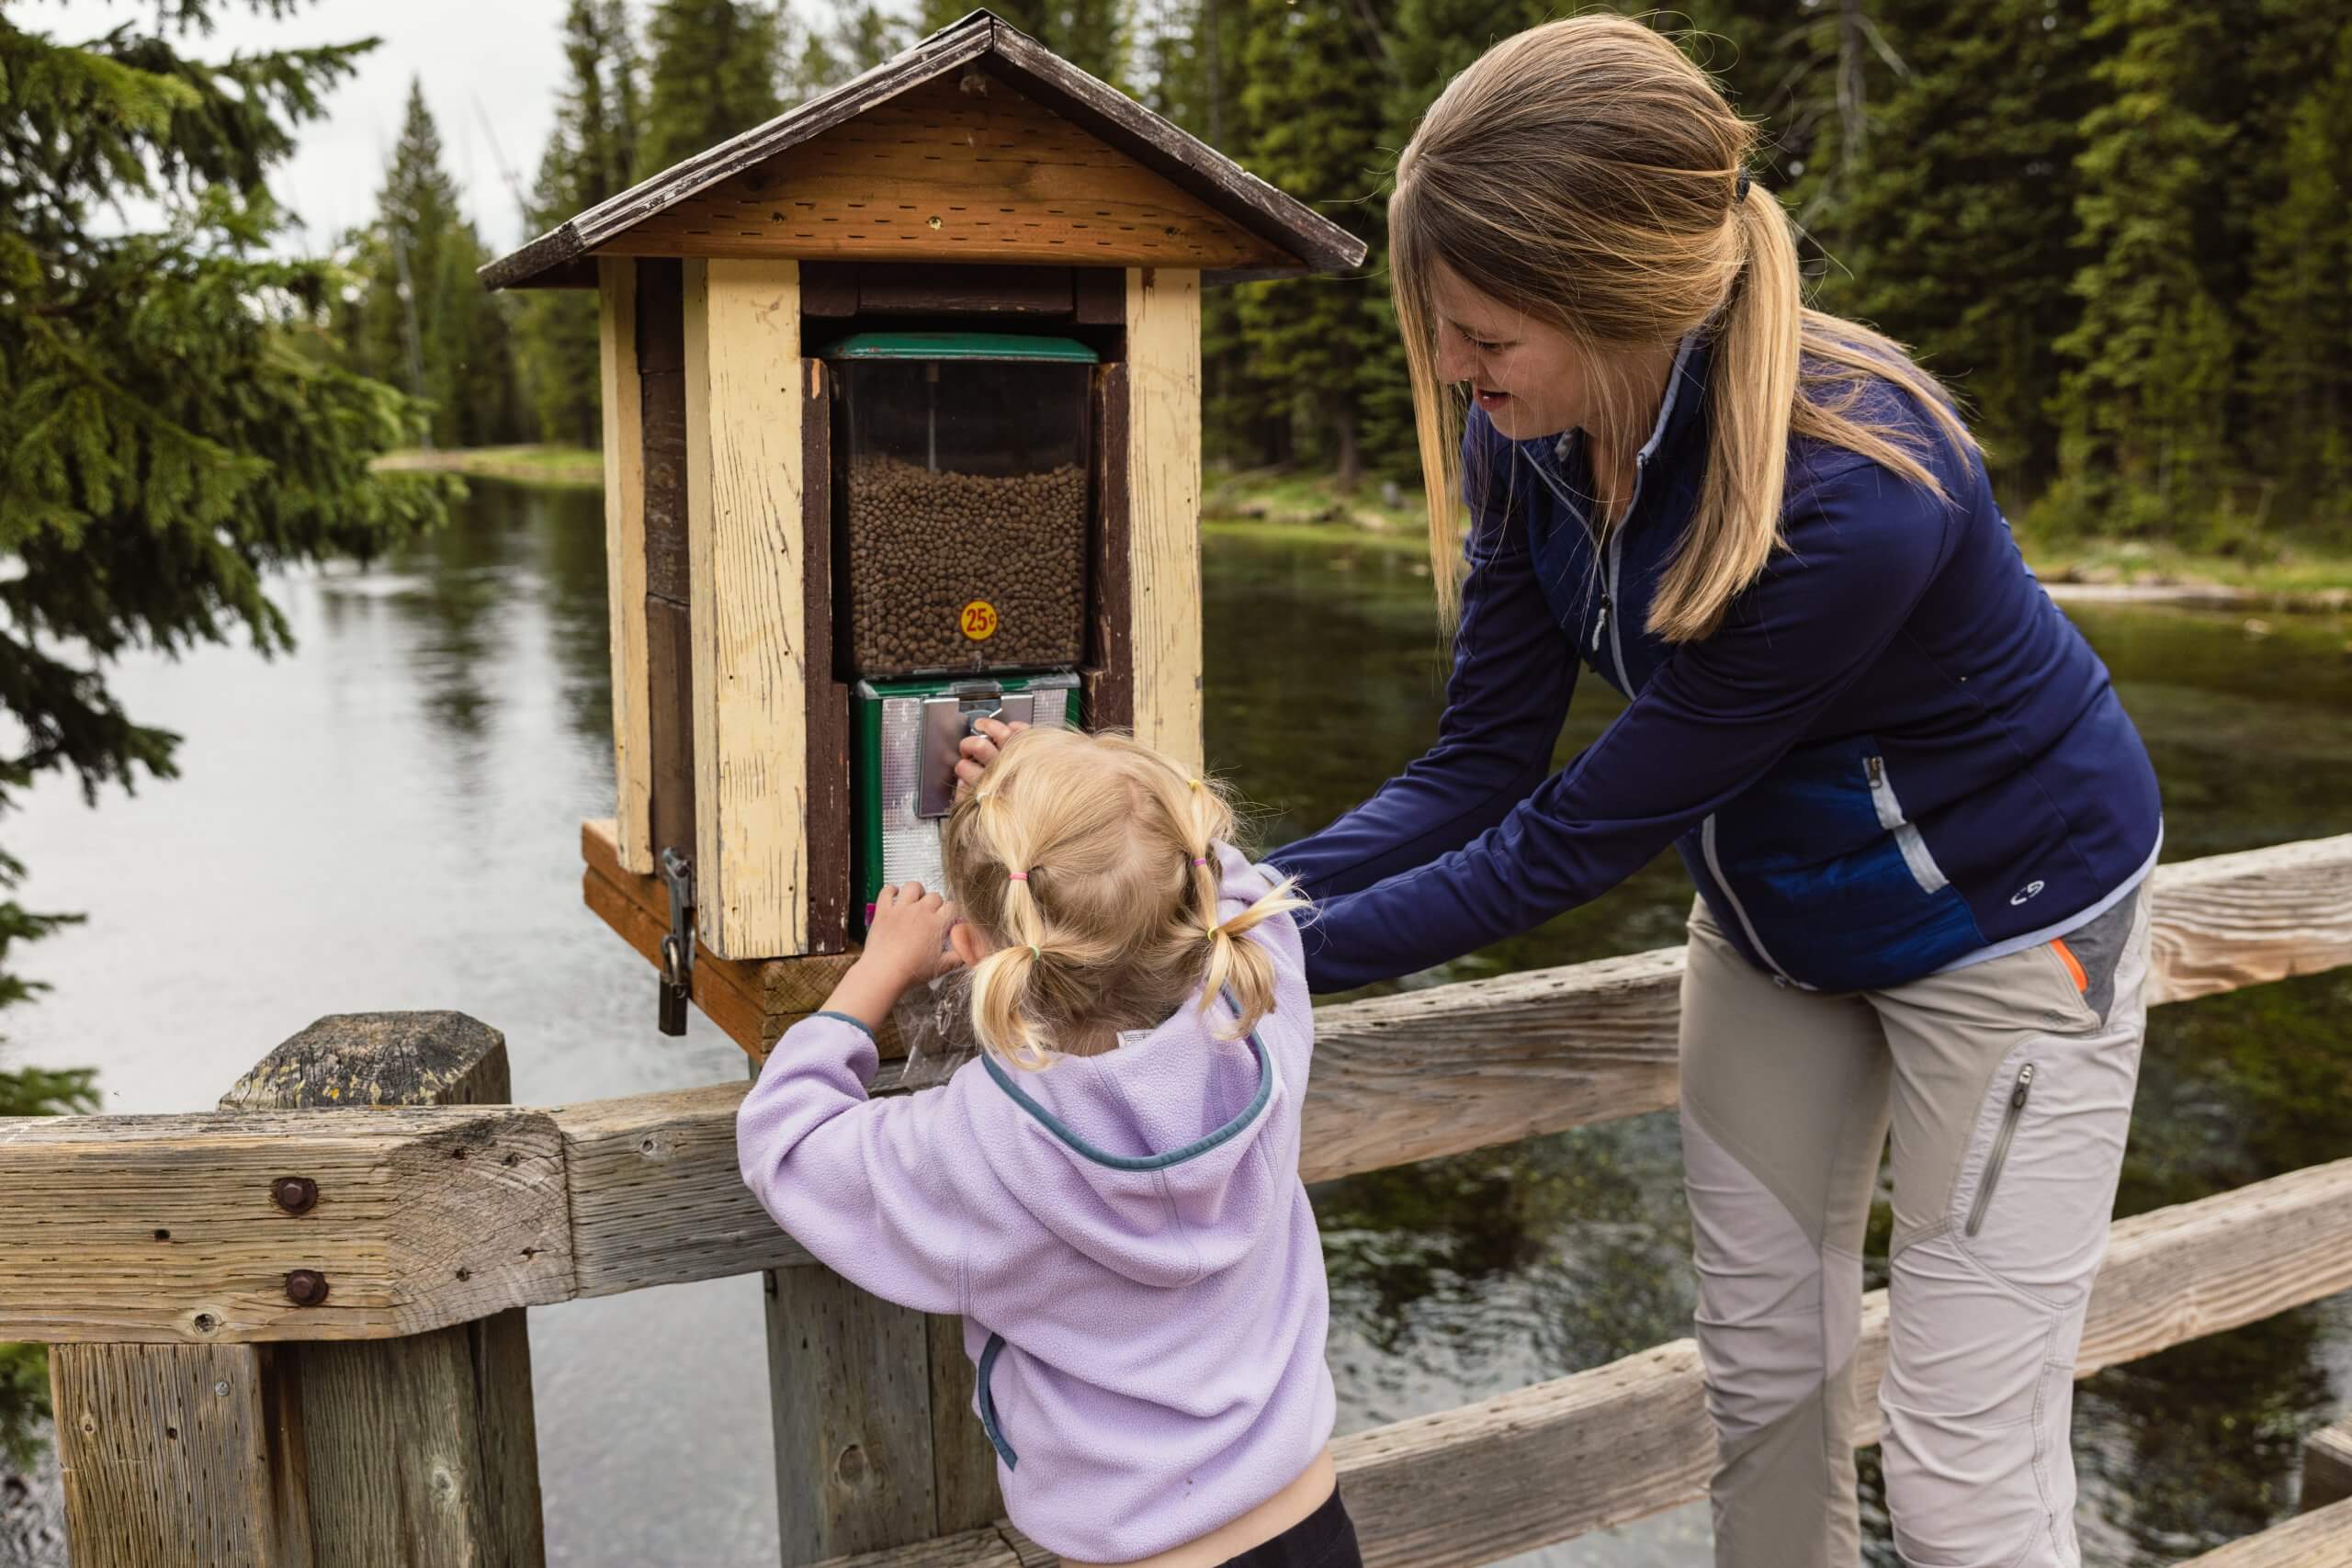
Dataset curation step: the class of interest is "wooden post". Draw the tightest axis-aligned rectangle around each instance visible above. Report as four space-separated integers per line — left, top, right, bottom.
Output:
1121 265 1203 773
600 256 654 876
753 1061 1001 1564
683 255 809 961
2306 1417 2352 1511
223 1012 546 1568
49 1341 311 1567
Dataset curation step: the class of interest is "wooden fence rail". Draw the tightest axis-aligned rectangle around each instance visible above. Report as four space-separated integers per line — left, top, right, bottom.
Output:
798 1153 2352 1568
6 835 2349 1348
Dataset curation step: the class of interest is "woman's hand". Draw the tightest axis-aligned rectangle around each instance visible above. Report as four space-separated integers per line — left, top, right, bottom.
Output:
953 716 1028 798
828 883 964 1031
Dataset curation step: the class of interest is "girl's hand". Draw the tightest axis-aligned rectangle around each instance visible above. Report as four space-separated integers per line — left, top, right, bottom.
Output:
953 716 1029 798
830 883 963 1031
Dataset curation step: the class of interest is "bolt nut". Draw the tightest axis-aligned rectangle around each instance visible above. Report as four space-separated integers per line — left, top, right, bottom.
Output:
271 1177 318 1216
283 1269 330 1307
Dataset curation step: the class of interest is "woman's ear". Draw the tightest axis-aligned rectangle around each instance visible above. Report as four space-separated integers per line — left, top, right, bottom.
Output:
948 919 989 969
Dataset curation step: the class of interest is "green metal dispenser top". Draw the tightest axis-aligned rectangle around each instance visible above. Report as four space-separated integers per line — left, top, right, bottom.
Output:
818 332 1101 364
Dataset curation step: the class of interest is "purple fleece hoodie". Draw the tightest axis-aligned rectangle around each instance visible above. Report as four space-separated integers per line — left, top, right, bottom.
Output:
736 844 1333 1562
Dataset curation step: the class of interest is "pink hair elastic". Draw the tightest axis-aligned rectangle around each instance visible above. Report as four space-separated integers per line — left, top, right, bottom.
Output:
1192 857 1208 867
1007 871 1029 883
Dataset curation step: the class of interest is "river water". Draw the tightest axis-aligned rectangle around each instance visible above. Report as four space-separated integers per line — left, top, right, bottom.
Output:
7 480 2348 1564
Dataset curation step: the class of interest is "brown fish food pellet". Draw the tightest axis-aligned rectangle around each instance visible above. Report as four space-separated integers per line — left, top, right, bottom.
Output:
844 456 1089 676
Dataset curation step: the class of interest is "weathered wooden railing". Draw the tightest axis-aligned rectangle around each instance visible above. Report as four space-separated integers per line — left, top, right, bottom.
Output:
5 833 2350 1567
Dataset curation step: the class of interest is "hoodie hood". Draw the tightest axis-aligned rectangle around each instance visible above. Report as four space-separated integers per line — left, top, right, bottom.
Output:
965 850 1292 1288
973 993 1283 1288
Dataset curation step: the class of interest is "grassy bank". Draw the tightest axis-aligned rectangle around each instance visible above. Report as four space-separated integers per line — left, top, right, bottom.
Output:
1207 468 2352 607
374 444 603 487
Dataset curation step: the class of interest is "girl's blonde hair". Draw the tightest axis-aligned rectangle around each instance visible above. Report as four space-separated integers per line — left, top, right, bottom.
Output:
1389 14 1977 642
942 728 1307 1070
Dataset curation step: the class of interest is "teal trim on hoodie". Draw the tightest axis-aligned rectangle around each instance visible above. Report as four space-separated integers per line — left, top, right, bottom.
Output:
978 1332 1019 1469
981 1024 1273 1172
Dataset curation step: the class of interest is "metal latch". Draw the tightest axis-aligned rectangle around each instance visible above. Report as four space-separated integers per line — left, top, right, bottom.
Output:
658 848 695 1036
919 683 1037 818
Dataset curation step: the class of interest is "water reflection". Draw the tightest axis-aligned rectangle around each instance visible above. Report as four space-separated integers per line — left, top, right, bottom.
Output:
3 498 2345 1564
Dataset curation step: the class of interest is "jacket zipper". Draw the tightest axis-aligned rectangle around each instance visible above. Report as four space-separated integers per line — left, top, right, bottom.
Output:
1866 753 1953 896
1701 814 1797 986
1964 1063 2036 1237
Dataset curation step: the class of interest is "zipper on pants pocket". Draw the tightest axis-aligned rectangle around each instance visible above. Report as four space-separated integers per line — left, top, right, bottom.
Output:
1965 1063 2037 1237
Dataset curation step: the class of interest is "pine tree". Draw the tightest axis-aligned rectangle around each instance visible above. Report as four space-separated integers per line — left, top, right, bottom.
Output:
2239 14 2352 532
340 81 526 447
517 0 644 449
1829 0 2106 492
1231 0 1390 486
2052 0 2237 533
642 0 786 174
788 2 906 98
0 5 447 1129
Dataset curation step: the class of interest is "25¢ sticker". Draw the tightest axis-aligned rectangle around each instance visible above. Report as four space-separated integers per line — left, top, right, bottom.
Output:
960 600 999 641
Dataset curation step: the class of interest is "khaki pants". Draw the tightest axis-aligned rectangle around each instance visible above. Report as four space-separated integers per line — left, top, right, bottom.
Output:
1679 888 2151 1567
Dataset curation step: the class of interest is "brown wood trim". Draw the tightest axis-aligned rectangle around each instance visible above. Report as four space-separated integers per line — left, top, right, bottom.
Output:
637 260 695 866
802 359 850 954
1073 266 1125 325
1085 361 1135 733
859 263 1075 316
802 262 861 318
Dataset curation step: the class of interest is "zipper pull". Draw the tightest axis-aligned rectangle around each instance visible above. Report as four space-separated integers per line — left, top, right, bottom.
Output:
1866 755 1884 787
1593 594 1610 651
2011 1062 2036 1109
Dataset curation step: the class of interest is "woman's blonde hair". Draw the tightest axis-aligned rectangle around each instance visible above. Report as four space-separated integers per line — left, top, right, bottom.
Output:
1390 14 1977 642
942 728 1306 1070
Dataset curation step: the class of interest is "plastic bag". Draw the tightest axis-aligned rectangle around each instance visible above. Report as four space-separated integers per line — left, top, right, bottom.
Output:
891 970 981 1088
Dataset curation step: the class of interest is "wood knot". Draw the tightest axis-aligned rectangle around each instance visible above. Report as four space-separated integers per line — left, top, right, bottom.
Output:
834 1444 870 1486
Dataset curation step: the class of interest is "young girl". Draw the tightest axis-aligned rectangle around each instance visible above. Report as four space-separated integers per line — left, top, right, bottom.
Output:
737 727 1354 1568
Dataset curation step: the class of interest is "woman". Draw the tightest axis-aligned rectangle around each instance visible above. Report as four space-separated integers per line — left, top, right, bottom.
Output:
1278 17 2157 1567
973 14 2159 1565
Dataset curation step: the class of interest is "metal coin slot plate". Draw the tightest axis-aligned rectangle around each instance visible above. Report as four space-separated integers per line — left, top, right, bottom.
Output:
920 685 1035 818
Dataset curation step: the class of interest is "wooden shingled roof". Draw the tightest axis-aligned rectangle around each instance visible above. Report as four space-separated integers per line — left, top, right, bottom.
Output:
480 9 1367 290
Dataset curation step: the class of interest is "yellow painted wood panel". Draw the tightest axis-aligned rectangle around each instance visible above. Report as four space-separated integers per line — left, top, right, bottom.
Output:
598 76 1290 272
1123 266 1204 773
682 258 808 959
599 258 653 875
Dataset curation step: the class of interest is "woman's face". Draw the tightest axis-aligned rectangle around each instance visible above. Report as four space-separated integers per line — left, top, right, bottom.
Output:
1429 261 1592 441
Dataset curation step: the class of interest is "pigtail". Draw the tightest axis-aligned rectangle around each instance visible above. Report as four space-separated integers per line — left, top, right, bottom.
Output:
970 941 1054 1071
1178 771 1309 1041
967 789 1059 1070
943 728 1312 1065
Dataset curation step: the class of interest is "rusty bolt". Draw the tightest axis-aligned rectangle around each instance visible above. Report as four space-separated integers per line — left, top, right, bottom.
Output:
284 1269 330 1307
271 1177 318 1216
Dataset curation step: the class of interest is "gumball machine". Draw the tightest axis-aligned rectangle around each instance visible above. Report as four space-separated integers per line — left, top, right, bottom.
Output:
482 9 1363 1058
826 333 1094 931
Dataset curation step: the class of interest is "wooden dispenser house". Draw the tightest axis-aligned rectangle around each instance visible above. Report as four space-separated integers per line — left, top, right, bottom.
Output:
482 10 1364 1055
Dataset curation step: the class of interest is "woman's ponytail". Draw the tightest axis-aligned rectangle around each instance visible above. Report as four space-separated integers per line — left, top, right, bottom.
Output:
1649 179 1803 643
